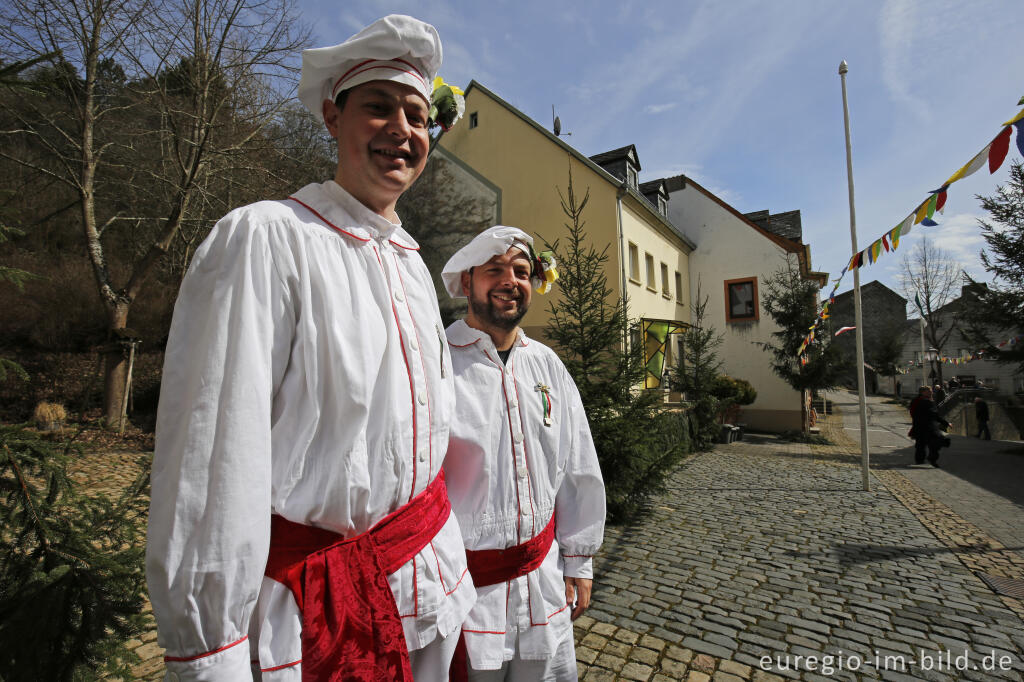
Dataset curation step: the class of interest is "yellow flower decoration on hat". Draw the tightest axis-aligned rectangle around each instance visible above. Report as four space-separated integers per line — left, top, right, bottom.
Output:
534 250 559 294
429 76 465 131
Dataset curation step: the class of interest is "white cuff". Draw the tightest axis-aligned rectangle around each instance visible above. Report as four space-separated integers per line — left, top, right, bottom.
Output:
562 555 593 579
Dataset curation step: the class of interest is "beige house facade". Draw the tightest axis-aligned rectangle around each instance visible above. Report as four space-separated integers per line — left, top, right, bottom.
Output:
663 175 828 432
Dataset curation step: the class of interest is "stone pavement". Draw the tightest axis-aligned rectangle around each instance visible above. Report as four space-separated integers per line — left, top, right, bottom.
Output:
571 407 1024 682
69 401 1024 680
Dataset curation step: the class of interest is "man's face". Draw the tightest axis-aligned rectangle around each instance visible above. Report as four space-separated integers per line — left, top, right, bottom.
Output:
462 248 533 333
323 80 430 218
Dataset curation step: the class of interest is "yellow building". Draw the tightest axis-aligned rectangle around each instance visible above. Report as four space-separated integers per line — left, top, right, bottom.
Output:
437 81 694 385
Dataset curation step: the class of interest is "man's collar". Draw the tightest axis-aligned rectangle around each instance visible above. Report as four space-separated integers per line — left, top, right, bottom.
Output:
446 318 528 350
289 181 420 250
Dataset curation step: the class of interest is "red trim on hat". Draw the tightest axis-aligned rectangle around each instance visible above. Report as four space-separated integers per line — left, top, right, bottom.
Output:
332 57 427 97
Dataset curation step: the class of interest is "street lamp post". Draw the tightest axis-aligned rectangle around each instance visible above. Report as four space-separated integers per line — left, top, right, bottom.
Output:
839 60 870 492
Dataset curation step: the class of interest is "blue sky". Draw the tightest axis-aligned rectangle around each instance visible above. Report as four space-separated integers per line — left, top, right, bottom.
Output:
298 0 1023 306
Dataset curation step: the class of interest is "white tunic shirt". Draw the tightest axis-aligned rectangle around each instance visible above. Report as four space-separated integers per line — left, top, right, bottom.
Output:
146 181 475 681
442 320 605 670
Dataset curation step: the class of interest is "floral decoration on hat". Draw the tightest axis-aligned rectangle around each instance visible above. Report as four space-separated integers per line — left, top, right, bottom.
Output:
429 76 465 131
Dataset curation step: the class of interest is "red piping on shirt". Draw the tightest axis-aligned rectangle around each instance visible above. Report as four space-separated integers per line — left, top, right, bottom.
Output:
286 197 371 242
164 635 247 662
261 659 301 672
394 253 432 474
484 348 523 545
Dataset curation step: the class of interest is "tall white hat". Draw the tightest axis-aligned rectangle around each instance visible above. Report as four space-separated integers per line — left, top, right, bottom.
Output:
298 15 442 121
441 226 537 299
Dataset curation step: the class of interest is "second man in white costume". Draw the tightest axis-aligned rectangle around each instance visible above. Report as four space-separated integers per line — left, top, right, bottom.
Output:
441 226 606 681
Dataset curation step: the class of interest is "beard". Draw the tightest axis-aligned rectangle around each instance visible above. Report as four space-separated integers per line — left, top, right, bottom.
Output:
468 281 530 331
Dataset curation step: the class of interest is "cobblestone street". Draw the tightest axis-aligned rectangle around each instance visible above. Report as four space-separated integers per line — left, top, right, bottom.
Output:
572 404 1024 681
77 397 1024 681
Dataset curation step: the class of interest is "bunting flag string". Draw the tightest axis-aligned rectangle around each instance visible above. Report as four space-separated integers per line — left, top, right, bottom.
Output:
796 99 1024 361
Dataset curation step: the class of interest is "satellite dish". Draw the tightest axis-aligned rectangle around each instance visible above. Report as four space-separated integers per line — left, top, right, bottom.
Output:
554 116 561 136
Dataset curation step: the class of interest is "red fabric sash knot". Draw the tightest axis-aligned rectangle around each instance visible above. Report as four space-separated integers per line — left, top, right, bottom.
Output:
264 473 451 682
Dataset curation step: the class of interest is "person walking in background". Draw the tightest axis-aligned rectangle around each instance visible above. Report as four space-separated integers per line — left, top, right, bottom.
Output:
933 383 947 405
975 396 991 440
911 386 950 467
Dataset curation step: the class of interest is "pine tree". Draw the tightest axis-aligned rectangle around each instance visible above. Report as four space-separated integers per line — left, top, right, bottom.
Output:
674 283 725 450
758 256 846 430
963 160 1024 371
544 160 688 521
0 427 149 680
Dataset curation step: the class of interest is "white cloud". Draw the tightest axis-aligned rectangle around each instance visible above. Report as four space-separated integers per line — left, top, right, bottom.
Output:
643 102 677 115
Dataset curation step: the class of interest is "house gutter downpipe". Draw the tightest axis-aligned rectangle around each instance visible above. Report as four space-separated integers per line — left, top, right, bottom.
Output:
840 60 871 492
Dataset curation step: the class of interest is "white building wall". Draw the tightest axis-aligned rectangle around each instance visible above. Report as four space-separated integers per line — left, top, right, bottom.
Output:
667 185 804 432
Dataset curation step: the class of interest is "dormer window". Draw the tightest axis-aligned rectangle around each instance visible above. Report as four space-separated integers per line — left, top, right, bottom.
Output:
658 195 667 216
626 165 638 189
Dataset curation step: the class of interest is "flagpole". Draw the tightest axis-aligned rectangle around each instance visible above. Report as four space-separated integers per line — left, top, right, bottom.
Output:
839 60 870 492
919 316 927 388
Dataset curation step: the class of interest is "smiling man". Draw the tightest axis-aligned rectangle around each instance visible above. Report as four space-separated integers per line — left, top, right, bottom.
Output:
441 227 605 681
146 15 474 682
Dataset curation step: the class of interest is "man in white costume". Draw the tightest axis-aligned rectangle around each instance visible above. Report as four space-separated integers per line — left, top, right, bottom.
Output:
440 226 606 681
146 15 474 682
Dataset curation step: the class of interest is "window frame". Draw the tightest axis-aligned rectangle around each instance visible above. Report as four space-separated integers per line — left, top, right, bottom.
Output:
675 271 683 303
628 242 641 283
724 276 759 323
468 111 478 128
661 262 671 298
645 253 657 292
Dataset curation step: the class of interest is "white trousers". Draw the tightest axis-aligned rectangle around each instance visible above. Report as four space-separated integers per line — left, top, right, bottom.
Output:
409 625 462 682
467 632 578 682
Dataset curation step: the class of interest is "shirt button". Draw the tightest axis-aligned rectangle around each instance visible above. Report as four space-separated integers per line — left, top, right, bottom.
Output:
517 467 528 479
395 289 405 303
514 432 524 444
418 392 427 405
418 451 427 463
409 337 419 351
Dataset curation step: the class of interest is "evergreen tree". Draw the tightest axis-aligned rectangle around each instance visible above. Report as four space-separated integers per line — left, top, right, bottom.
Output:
544 160 688 521
674 283 724 450
0 427 149 680
963 160 1024 371
758 255 846 430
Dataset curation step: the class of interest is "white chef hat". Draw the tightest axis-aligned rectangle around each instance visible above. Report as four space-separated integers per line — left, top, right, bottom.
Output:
441 226 535 299
298 15 442 121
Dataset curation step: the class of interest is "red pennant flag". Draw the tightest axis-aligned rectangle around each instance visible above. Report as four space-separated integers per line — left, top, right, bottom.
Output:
936 191 947 212
990 126 1012 173
882 233 890 252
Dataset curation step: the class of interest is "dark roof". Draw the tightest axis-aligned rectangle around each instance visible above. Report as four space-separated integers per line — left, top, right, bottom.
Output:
832 280 906 303
639 179 667 197
743 209 802 242
589 144 640 170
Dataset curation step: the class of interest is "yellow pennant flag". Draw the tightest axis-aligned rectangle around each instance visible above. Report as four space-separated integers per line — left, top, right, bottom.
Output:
1003 108 1024 126
945 142 993 186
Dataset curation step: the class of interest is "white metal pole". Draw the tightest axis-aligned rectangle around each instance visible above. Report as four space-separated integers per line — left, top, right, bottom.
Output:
919 317 927 389
839 60 871 492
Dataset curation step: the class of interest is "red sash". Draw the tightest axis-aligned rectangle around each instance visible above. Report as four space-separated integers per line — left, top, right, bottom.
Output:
264 473 451 682
464 515 556 587
451 516 557 681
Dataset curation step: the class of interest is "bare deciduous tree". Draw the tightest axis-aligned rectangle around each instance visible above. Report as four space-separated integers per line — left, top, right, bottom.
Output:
1 0 310 425
899 235 963 384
